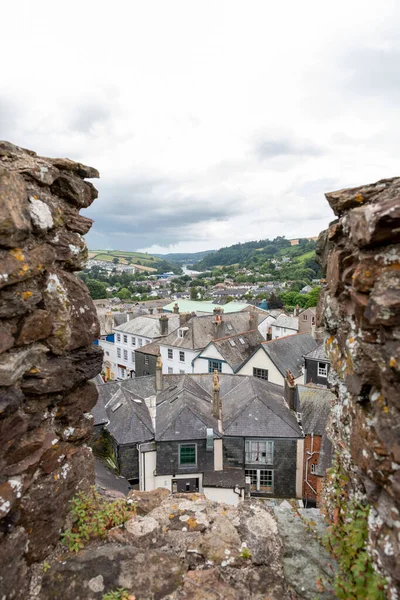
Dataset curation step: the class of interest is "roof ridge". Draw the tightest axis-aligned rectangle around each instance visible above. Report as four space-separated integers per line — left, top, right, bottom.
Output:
261 331 309 345
214 329 259 343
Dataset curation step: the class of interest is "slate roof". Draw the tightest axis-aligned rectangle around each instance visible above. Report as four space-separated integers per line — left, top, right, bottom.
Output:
114 314 180 338
261 333 319 379
203 469 246 488
304 344 328 361
273 315 299 331
222 377 302 438
93 377 156 443
155 376 221 442
135 340 160 356
202 329 264 372
159 313 255 351
296 385 334 435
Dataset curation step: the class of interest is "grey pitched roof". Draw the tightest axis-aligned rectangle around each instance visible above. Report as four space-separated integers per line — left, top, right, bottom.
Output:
203 469 245 488
135 340 160 356
93 377 156 444
205 329 264 372
296 385 334 435
159 313 254 351
304 344 328 361
222 377 302 438
273 315 299 330
315 435 334 477
115 314 180 338
155 376 220 441
261 333 319 379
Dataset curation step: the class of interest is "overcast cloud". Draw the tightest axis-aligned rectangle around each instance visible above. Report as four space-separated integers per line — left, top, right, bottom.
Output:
1 0 399 253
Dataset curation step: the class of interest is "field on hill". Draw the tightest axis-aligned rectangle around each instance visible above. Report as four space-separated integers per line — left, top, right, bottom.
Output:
88 250 166 272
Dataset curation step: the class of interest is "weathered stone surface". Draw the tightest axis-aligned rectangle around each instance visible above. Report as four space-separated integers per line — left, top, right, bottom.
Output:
20 345 103 393
0 243 55 290
38 495 296 600
51 174 98 208
0 343 48 386
0 142 101 596
17 309 52 345
43 271 100 354
127 487 170 515
325 176 400 216
40 545 185 600
0 167 31 247
318 176 400 598
0 278 42 317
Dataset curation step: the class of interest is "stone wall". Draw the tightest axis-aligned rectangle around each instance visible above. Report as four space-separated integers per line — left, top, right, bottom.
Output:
317 177 400 597
0 142 102 598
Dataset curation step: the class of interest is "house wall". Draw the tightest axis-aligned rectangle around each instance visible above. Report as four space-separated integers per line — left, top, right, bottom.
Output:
237 347 304 385
159 344 198 374
257 315 276 340
114 330 154 378
118 443 139 481
302 434 322 505
98 339 117 381
156 439 215 476
298 309 316 335
271 325 298 339
304 358 330 388
193 344 234 374
223 437 297 497
203 487 241 506
140 450 205 493
135 351 158 378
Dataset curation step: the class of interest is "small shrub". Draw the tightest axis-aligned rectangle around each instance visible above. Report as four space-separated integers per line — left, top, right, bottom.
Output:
240 546 252 559
61 487 136 552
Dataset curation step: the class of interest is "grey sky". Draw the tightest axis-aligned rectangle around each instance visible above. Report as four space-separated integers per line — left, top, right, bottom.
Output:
1 0 399 253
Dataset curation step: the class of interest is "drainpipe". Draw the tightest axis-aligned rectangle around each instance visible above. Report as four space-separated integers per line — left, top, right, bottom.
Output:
304 433 318 496
137 443 146 492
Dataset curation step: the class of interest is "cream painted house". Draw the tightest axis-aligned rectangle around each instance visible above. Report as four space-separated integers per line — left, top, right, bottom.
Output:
237 333 319 386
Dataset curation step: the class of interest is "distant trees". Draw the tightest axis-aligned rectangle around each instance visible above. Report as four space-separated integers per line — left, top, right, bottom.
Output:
86 279 108 299
112 257 119 265
117 287 131 300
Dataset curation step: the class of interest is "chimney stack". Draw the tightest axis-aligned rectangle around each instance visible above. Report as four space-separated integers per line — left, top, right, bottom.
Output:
179 312 191 327
294 304 300 317
212 369 221 420
157 306 163 314
105 311 114 335
213 313 223 339
284 369 297 411
156 355 163 392
149 307 154 315
173 303 179 314
159 314 169 336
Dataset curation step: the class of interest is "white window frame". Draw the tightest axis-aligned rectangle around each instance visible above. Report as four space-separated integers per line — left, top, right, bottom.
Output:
245 440 274 465
131 337 136 346
310 463 316 474
144 355 149 365
245 468 274 493
123 334 128 344
123 349 128 361
116 333 121 342
131 351 135 363
117 347 121 358
318 362 328 378
179 351 185 362
168 367 173 374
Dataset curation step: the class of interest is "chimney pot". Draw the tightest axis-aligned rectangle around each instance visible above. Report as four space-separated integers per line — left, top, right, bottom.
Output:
284 369 296 410
156 355 163 392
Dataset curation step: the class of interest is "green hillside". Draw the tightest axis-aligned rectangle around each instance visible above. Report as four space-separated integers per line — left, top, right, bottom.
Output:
88 250 180 273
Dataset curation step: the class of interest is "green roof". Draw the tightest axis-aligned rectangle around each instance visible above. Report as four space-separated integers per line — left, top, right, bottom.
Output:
163 300 252 314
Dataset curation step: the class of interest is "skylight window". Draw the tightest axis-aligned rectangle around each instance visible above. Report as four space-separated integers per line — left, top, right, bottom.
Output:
239 337 245 344
227 324 233 331
111 402 122 412
229 339 236 347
